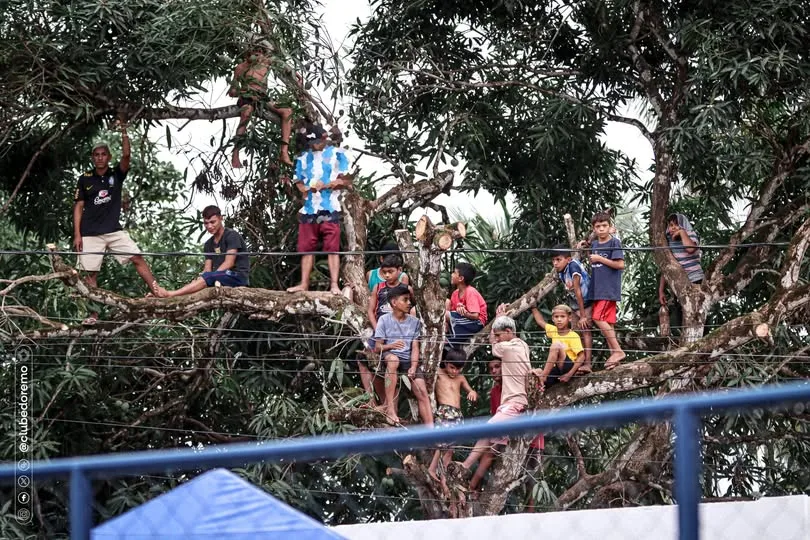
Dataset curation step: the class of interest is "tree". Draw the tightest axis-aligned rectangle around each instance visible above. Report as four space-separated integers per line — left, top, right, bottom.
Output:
1 0 809 534
348 0 810 516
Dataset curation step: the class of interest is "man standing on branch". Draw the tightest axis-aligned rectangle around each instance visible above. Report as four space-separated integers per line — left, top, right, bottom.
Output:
286 122 352 295
73 117 161 325
228 42 293 168
156 206 250 298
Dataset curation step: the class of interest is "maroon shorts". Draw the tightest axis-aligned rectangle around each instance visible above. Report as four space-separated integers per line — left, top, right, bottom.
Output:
297 222 341 253
592 299 617 324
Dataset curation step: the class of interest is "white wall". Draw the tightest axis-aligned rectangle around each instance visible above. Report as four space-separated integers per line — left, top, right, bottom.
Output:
333 496 809 540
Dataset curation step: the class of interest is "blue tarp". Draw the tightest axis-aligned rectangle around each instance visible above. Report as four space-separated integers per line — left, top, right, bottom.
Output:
91 468 345 539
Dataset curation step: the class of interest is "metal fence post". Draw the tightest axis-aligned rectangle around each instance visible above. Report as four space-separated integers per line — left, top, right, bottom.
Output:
70 468 92 540
674 406 701 540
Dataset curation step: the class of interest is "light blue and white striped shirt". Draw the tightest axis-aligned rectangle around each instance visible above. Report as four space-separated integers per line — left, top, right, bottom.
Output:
294 146 350 215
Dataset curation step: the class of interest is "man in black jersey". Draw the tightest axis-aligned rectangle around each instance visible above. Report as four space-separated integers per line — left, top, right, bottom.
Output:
73 119 161 324
156 205 250 298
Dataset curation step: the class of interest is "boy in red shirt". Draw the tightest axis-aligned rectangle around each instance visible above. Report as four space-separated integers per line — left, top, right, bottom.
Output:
446 262 488 350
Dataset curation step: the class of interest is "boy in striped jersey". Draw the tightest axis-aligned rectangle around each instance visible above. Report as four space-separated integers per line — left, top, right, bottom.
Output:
659 213 704 330
287 122 353 294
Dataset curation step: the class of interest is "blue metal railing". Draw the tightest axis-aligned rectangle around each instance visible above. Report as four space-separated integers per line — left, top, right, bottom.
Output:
2 382 809 540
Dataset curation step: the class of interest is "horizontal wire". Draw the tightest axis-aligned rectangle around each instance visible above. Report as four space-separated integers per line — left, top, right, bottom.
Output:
16 344 810 360
0 241 793 258
18 362 810 380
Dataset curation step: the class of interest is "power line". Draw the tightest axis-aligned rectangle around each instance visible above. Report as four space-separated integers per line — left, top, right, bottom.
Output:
0 241 793 258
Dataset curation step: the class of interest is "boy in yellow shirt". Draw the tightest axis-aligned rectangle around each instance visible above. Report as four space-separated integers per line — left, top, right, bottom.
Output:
531 304 585 389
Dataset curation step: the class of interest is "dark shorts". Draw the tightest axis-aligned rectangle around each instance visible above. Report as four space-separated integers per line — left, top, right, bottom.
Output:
297 220 341 253
374 354 425 379
592 299 617 324
545 358 575 389
237 96 257 108
202 270 248 287
447 312 484 349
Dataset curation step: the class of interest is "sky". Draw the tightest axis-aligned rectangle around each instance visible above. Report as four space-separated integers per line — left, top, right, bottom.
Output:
150 0 655 232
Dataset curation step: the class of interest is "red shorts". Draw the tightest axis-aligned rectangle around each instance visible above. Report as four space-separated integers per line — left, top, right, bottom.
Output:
297 222 341 253
592 299 617 324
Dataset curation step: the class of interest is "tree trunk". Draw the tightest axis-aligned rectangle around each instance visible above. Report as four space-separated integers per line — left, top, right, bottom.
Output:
341 190 372 308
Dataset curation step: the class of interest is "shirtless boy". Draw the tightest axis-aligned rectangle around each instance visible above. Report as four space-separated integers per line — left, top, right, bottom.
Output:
429 348 478 480
228 45 293 168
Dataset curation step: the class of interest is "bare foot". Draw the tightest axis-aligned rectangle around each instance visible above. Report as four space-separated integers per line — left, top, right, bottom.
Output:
384 408 400 425
577 364 593 375
279 149 293 167
232 150 242 169
428 468 440 483
604 353 626 370
81 312 99 326
330 283 342 295
286 284 308 293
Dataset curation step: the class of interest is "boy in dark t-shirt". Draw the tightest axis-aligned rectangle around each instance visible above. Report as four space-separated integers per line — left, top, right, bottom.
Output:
73 120 162 324
588 211 625 369
157 206 249 297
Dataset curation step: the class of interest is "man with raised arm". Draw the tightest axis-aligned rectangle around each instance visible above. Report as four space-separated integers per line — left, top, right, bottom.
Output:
73 118 161 325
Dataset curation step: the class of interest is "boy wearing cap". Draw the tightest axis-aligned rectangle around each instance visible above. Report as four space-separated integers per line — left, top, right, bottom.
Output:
73 120 161 324
286 122 352 295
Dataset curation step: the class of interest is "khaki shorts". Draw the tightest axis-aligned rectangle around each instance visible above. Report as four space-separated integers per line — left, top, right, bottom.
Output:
78 231 141 271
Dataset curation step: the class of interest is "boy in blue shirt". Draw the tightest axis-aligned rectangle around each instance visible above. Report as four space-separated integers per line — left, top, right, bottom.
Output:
550 244 593 374
373 284 432 426
286 122 352 295
588 212 626 370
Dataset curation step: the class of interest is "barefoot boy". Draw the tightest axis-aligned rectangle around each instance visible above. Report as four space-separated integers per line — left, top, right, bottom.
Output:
228 45 293 168
448 310 531 480
156 206 250 298
286 122 352 295
372 284 432 426
446 262 488 350
551 244 593 373
588 211 626 369
530 304 585 389
359 253 408 404
429 349 478 480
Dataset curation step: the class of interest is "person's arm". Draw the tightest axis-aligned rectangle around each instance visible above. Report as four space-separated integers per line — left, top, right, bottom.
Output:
228 61 247 97
561 351 585 383
215 249 238 272
461 376 478 402
73 196 84 253
202 259 213 274
678 229 699 254
368 284 379 329
460 289 484 321
119 122 131 173
531 307 547 329
407 337 420 379
572 274 589 329
659 275 667 305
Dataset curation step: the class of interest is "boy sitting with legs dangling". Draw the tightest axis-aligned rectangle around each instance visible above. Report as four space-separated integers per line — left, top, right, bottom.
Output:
531 304 585 390
372 284 432 426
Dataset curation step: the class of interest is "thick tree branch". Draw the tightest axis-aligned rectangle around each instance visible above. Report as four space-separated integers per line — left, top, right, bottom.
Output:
465 272 558 355
708 138 810 283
